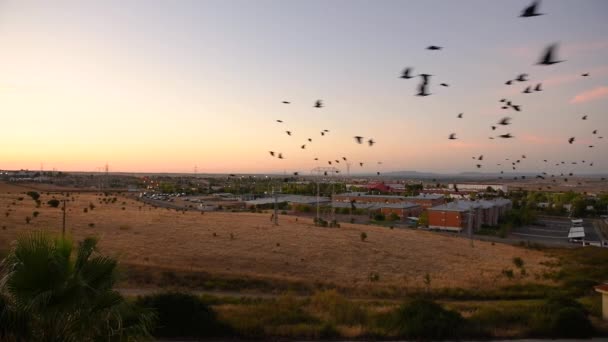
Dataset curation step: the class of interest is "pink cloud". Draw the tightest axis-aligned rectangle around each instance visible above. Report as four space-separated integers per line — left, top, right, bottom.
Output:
570 86 608 104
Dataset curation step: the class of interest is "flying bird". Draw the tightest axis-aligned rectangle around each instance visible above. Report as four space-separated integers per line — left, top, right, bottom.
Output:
368 139 376 146
505 80 513 85
449 133 457 140
478 155 484 160
516 74 528 82
278 153 284 159
499 133 514 138
537 43 564 65
520 0 543 17
416 82 430 96
534 83 542 91
401 68 414 79
592 130 597 134
512 105 521 112
440 83 449 87
354 136 364 144
359 162 364 167
314 100 323 108
568 137 575 144
427 45 442 50
282 101 290 104
301 144 306 149
276 120 283 123
293 172 299 176
491 126 497 130
457 113 463 118
308 138 312 142
269 151 275 157
582 115 587 120
523 86 532 94
498 117 511 125
581 73 589 77
286 131 292 136
476 164 482 169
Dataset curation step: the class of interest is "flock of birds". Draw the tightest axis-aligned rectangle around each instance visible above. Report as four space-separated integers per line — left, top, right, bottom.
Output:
264 1 605 185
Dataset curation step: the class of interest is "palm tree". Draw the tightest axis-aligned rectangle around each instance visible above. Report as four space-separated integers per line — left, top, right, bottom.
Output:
0 232 154 341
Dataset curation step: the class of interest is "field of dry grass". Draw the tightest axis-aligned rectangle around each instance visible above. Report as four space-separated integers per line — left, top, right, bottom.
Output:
0 182 554 291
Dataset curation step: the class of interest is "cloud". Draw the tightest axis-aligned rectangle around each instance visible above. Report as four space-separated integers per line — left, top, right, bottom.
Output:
570 86 608 104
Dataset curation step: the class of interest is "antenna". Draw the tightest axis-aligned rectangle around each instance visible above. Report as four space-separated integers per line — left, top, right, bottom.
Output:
104 162 109 191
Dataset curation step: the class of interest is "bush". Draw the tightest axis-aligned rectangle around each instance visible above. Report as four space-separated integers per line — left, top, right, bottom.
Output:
549 307 593 338
513 257 524 268
47 199 60 208
309 290 367 325
26 191 40 201
374 213 386 221
136 292 227 338
388 213 400 221
32 211 39 218
385 299 464 340
502 269 514 279
360 232 367 242
25 216 31 224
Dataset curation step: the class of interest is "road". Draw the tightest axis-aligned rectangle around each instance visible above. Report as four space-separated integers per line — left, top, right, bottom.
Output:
511 218 602 246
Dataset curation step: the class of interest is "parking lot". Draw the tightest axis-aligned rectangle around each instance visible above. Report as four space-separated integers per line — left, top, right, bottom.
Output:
511 218 603 247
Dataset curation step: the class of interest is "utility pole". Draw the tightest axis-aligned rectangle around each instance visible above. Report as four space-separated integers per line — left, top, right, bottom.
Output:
273 185 278 226
316 180 320 224
468 206 474 248
62 200 67 238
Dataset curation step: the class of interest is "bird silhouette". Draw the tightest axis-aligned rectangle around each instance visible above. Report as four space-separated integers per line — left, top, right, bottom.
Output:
499 133 514 138
282 101 290 104
593 130 597 134
582 115 588 120
491 126 497 130
301 144 306 149
457 113 463 118
308 138 312 142
323 129 330 132
476 164 482 168
568 137 575 144
328 161 332 165
505 80 513 85
427 46 442 50
342 157 347 161
269 151 275 157
314 157 318 161
278 153 284 159
582 73 589 77
516 74 529 82
478 155 484 160
354 136 364 144
589 145 594 148
293 172 299 176
276 120 283 123
449 133 457 140
416 82 431 96
321 131 325 136
534 83 542 91
359 162 364 167
314 100 323 108
537 43 564 65
377 172 381 175
523 86 532 94
520 0 543 17
368 139 376 146
440 83 449 87
512 105 521 112
498 117 511 125
401 68 414 79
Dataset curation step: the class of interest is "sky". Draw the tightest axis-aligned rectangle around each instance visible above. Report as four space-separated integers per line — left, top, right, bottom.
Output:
0 0 607 174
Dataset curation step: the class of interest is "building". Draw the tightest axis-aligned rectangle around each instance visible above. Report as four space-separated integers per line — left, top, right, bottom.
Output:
333 192 445 208
426 198 512 232
447 183 508 192
595 283 608 321
405 193 446 208
245 195 330 208
379 202 423 218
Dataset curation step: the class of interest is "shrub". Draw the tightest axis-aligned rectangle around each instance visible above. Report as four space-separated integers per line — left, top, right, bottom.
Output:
374 213 386 221
32 211 39 218
47 199 60 208
83 208 88 213
25 216 31 224
136 292 227 338
26 191 40 201
385 299 464 340
309 290 368 325
388 213 400 221
513 257 524 268
88 223 95 228
502 269 514 279
548 307 593 338
360 232 367 242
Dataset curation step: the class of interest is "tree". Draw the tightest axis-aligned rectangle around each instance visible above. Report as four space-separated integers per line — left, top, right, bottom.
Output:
47 199 60 208
0 233 154 341
418 211 429 227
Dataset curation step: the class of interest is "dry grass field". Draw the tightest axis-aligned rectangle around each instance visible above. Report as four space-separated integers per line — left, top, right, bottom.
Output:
0 182 554 291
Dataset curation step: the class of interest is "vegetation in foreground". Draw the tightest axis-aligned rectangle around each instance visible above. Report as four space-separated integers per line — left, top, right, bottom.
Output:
1 231 608 340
